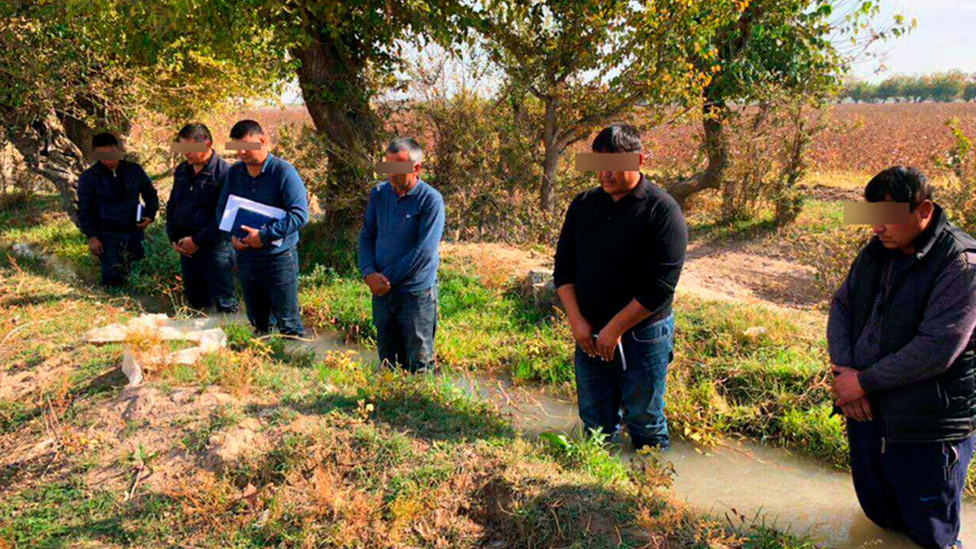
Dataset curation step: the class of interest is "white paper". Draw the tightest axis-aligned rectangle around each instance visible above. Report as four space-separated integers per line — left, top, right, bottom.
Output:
136 203 143 222
219 194 287 246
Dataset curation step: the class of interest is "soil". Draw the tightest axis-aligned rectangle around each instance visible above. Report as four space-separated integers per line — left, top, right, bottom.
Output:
442 235 827 324
441 242 552 289
680 241 822 309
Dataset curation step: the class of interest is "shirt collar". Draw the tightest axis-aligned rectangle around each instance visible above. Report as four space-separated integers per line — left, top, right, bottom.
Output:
199 150 220 176
260 153 274 174
177 151 219 178
598 173 650 201
387 178 425 198
94 160 122 176
406 178 425 196
630 175 651 199
911 204 947 259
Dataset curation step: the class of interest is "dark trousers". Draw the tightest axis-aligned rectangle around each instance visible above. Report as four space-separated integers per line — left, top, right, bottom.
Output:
180 239 238 312
848 418 974 549
574 314 675 450
236 247 303 336
98 231 145 286
372 286 438 373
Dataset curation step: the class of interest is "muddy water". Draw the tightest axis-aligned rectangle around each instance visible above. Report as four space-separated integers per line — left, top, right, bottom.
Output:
449 371 976 549
301 331 975 549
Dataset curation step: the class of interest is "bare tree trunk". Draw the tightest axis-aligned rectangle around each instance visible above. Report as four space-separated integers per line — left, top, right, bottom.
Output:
292 39 379 220
540 97 558 213
667 103 730 207
4 111 85 226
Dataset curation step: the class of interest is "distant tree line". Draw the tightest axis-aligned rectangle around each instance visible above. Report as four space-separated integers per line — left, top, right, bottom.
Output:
841 71 976 103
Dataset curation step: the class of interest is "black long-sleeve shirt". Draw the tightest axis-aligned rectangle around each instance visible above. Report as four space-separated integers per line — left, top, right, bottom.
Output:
553 175 688 331
166 152 230 247
77 160 159 238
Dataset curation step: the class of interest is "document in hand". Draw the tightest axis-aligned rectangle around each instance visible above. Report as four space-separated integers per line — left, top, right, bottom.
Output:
136 203 143 222
219 195 287 247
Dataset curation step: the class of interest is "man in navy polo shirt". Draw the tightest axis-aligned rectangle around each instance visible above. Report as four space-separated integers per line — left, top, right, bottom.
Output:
358 137 445 372
77 132 159 286
216 120 308 336
166 122 238 313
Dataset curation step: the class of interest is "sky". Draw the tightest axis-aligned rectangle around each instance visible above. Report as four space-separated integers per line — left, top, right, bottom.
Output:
277 0 976 104
851 0 976 81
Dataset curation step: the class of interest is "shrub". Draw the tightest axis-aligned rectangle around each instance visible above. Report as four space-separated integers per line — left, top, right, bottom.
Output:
936 118 976 235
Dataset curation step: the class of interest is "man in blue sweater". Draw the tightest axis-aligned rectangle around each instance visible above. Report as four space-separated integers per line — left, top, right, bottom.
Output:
216 120 309 336
77 132 159 286
358 138 445 372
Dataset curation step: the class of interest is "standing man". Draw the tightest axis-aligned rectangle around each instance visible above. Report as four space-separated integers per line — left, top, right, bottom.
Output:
216 120 308 336
166 123 238 313
828 166 976 549
358 138 445 373
553 124 687 451
77 132 159 286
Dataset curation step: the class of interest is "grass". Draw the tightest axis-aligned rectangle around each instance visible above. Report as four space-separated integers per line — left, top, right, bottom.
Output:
0 260 816 549
301 255 576 387
296 211 972 493
3 192 972 497
300 258 847 464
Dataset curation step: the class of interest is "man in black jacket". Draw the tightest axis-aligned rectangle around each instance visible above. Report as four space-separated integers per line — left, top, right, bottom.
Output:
553 124 687 451
166 123 238 312
828 166 976 549
77 132 159 286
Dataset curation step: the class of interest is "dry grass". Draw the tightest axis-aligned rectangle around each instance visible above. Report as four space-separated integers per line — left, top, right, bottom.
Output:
0 258 816 548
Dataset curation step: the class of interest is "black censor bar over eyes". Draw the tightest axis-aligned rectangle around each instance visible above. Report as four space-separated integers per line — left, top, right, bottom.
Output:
842 202 913 225
170 142 208 153
575 153 641 172
375 161 415 174
92 151 124 161
224 142 262 151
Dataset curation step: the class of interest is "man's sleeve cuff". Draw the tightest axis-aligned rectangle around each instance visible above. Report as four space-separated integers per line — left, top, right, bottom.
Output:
634 294 662 314
552 273 573 288
258 227 276 244
857 370 883 395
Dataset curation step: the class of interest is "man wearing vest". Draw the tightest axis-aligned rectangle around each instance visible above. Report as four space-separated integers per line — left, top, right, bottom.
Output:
828 166 976 549
77 132 159 286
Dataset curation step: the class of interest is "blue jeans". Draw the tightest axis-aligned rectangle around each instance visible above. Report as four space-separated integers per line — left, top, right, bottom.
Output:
848 419 974 549
180 239 238 312
574 314 675 450
98 231 145 286
236 247 304 336
372 286 438 373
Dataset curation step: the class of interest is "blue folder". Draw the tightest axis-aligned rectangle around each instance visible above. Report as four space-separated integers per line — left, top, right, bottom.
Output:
232 207 278 240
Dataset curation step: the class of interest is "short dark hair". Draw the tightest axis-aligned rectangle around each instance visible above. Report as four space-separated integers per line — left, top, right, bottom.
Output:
92 132 120 149
865 166 933 211
177 123 213 143
229 120 264 139
592 124 642 154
